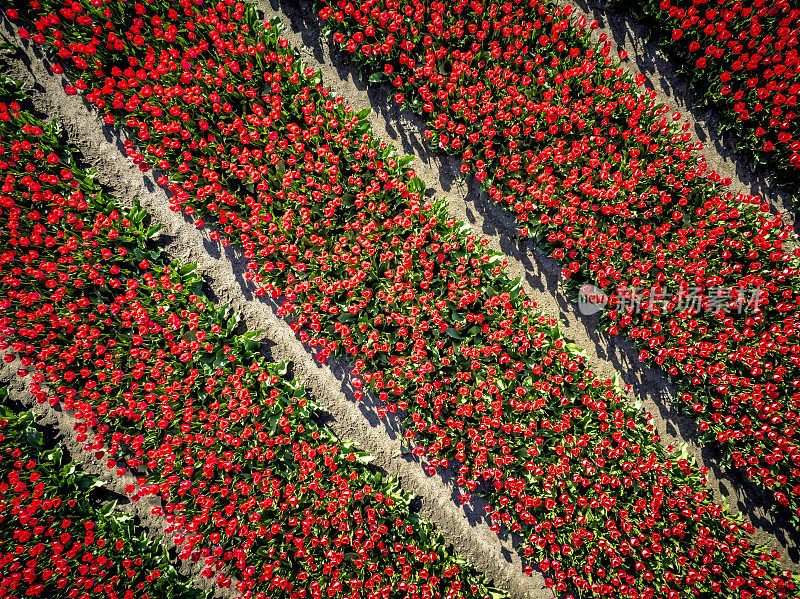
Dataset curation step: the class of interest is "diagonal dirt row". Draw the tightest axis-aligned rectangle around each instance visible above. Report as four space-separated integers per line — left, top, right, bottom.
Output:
0 17 550 599
554 0 797 229
0 347 235 599
258 0 800 567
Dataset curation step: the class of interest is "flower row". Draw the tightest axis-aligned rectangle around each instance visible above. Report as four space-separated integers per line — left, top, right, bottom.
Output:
6 1 799 596
315 0 800 522
0 387 206 599
606 0 800 191
0 77 501 599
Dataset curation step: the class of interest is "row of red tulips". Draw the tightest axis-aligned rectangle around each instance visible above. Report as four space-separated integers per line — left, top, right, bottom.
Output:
0 387 206 599
314 0 800 523
605 0 800 193
0 78 501 599
5 1 799 596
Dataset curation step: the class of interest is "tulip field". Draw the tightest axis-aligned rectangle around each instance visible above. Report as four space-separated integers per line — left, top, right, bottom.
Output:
604 0 800 194
0 75 502 598
0 387 208 599
317 0 800 524
0 0 799 598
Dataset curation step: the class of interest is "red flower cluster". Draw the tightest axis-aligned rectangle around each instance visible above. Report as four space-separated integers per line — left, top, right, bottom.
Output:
0 79 500 599
0 389 201 599
6 1 799 597
607 0 800 189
